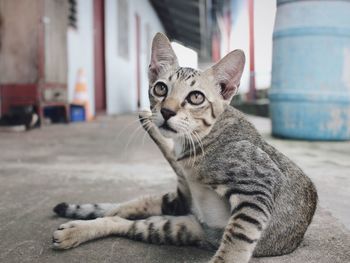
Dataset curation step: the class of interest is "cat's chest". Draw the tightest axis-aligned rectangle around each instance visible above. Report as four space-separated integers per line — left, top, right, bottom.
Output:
174 141 230 228
184 170 231 228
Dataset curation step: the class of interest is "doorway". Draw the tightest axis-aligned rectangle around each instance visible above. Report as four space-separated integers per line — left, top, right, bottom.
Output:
135 13 141 109
93 0 106 113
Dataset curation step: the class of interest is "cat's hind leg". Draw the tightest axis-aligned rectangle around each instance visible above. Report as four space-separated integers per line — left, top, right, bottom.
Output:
52 215 205 249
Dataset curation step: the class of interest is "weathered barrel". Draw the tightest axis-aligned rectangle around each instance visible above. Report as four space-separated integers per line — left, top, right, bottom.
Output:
270 0 350 140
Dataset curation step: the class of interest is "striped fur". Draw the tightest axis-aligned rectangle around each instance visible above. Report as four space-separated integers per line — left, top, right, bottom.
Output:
53 215 205 250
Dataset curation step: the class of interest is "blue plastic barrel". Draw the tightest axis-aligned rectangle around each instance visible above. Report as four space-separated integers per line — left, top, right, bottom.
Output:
270 0 350 140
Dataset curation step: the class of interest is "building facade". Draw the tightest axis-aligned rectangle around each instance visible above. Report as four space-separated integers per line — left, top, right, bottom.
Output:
67 0 164 116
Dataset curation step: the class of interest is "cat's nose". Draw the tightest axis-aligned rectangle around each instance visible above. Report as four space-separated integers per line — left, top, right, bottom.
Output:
161 108 176 121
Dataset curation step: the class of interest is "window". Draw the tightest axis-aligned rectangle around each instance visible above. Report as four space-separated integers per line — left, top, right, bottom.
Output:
68 0 78 29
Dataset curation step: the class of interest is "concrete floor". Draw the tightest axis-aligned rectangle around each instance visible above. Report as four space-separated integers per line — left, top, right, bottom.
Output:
0 114 349 263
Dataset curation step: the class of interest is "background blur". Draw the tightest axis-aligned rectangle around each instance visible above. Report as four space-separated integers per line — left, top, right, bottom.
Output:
1 0 349 142
0 0 275 122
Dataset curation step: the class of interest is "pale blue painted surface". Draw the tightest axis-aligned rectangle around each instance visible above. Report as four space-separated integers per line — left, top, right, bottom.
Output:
270 0 350 140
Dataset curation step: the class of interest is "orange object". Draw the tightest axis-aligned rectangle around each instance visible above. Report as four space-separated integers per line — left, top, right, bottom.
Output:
73 69 93 121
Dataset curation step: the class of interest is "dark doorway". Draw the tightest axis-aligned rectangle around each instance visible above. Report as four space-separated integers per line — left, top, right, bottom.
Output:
93 0 106 113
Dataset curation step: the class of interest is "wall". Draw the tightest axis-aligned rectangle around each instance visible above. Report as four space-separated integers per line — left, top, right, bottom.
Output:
67 0 95 115
0 0 40 83
67 0 163 115
229 0 250 92
105 0 164 114
172 42 198 69
254 0 276 89
44 0 68 83
223 0 276 92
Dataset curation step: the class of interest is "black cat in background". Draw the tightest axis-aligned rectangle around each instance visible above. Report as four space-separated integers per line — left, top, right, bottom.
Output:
0 105 38 130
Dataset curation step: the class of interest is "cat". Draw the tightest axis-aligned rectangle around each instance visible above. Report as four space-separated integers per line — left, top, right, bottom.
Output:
52 33 317 263
0 105 39 130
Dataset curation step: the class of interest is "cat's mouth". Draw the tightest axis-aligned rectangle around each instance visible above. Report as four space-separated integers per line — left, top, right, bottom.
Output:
160 122 177 133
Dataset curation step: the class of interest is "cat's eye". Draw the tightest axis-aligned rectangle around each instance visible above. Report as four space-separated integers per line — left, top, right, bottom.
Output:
187 91 205 105
153 82 168 97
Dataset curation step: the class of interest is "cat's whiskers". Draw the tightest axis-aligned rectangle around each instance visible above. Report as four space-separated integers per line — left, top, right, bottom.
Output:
191 133 197 167
141 118 156 146
124 123 147 153
113 115 153 145
185 134 193 166
176 122 193 165
182 133 191 166
192 130 205 158
186 131 197 167
123 118 154 158
142 127 149 146
195 131 205 156
180 118 206 164
177 120 199 166
181 132 190 165
181 136 186 157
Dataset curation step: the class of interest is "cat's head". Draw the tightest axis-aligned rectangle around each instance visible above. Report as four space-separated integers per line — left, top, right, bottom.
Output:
148 33 245 139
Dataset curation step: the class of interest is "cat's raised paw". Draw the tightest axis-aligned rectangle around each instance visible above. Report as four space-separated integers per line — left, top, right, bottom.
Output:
139 110 152 120
138 110 153 129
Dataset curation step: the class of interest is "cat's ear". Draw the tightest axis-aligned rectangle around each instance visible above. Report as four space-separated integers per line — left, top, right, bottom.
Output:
149 33 179 83
207 50 245 101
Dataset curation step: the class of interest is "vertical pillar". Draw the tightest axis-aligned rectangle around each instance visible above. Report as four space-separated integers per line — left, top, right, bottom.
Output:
248 0 256 101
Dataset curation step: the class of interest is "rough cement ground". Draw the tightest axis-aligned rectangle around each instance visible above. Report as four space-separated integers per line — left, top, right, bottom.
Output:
0 114 349 263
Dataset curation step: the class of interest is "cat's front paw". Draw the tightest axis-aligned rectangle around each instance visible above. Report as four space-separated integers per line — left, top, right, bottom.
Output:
52 220 90 249
138 110 153 130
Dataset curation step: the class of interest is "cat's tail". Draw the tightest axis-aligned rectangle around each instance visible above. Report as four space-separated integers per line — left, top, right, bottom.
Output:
53 202 118 219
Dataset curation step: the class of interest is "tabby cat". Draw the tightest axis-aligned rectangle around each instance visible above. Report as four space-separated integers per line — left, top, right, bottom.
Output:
52 33 317 263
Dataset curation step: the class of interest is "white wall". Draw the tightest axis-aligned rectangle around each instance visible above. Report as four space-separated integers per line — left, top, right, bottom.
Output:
66 0 276 116
67 0 95 115
254 0 276 89
105 0 164 114
229 0 250 93
172 42 198 69
227 0 276 92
